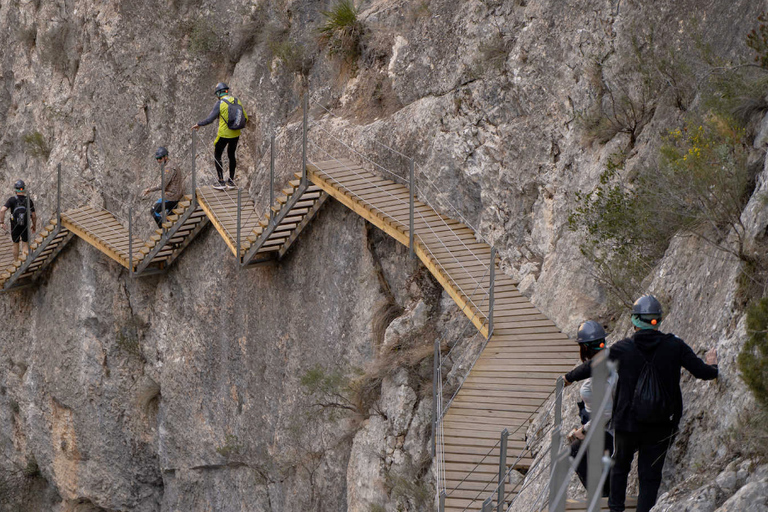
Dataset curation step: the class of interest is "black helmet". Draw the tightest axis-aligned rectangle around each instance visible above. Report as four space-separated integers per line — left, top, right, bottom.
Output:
14 180 25 192
632 294 663 316
576 320 607 344
215 82 229 96
155 146 169 160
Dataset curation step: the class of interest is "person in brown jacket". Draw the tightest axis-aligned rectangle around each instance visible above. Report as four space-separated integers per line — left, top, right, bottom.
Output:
142 147 183 228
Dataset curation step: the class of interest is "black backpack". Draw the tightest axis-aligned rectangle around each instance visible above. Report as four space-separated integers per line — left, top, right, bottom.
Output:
631 345 674 424
11 198 28 228
221 97 247 130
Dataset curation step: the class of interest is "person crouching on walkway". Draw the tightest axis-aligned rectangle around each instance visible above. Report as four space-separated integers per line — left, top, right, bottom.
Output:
142 147 183 228
0 180 36 260
564 320 616 498
563 295 718 512
191 82 248 191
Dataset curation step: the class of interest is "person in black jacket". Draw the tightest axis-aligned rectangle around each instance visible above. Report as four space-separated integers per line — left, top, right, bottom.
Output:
563 295 718 512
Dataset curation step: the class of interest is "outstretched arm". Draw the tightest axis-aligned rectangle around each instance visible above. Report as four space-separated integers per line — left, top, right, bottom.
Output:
193 101 221 129
681 342 718 380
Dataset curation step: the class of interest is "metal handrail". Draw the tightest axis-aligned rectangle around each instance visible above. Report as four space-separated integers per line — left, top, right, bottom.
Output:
307 143 492 320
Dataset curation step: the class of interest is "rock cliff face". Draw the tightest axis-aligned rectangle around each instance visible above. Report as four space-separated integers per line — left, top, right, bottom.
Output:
1 0 767 511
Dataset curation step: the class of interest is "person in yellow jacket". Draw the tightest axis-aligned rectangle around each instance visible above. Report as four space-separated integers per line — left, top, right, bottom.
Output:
192 82 248 190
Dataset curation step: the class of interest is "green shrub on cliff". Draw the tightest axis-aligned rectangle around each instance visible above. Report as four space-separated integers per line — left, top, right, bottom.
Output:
318 0 365 62
740 297 768 407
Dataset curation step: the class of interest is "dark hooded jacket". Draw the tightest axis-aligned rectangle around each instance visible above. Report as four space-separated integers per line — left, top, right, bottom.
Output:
565 329 718 433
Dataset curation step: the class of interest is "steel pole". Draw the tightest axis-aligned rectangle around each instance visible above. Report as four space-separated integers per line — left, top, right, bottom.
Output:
438 491 446 512
128 207 133 277
160 160 166 237
482 497 493 512
587 351 609 502
497 429 508 512
432 337 439 458
237 188 242 264
25 190 31 260
192 130 197 208
549 376 565 512
409 158 415 259
301 94 308 186
489 247 496 337
56 163 61 226
270 134 275 224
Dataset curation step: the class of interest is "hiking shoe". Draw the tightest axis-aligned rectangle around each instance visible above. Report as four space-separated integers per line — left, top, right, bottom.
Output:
226 178 237 190
212 181 227 191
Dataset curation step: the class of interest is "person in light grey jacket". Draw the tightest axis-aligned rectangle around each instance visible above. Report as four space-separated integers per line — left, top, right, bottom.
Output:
564 320 615 497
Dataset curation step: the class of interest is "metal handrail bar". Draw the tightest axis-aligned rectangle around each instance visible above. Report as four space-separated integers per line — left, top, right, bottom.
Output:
310 121 490 272
585 456 612 512
444 436 503 498
311 122 407 185
306 98 490 246
527 450 569 512
307 142 491 316
198 185 238 242
134 199 200 274
548 370 617 511
456 384 564 508
241 180 310 265
438 262 493 367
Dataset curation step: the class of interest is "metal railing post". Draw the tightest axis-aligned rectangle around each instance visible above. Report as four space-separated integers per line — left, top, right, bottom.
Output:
549 376 566 512
128 207 133 277
237 188 242 264
489 247 496 337
439 491 446 512
482 497 493 512
56 163 61 225
25 189 31 260
301 94 308 186
587 351 609 503
191 130 197 208
432 337 439 458
409 158 415 259
160 159 166 237
497 428 508 512
270 133 275 224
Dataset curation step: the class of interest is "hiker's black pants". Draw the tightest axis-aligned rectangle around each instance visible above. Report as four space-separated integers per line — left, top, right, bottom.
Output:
610 426 676 512
153 200 178 228
214 136 239 182
570 431 614 497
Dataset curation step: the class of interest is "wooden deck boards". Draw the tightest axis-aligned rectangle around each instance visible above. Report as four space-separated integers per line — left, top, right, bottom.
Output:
307 159 579 511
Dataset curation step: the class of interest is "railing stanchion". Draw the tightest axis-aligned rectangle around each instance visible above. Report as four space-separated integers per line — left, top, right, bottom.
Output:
489 247 496 337
128 207 133 277
409 158 415 259
497 428 508 512
25 189 31 260
270 133 275 225
192 131 197 208
237 188 242 264
482 497 493 512
160 160 166 238
550 376 566 512
432 337 438 458
438 491 446 512
587 351 610 503
56 163 61 225
301 94 308 186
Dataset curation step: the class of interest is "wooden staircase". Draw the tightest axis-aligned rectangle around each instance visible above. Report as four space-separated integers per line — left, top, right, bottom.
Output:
0 217 73 291
196 180 329 266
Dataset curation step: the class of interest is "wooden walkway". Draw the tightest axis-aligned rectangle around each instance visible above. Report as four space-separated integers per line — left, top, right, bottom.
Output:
305 159 580 511
60 195 208 274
